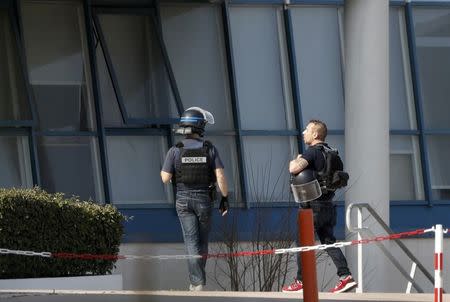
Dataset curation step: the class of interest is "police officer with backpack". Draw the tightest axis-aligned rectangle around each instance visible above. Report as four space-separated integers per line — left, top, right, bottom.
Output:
160 107 229 291
282 119 357 294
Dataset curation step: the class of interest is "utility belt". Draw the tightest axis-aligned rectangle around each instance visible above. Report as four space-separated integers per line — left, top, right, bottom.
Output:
176 184 217 201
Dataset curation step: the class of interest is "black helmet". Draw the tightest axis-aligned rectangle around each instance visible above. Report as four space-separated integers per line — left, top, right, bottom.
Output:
178 107 215 136
291 169 318 185
179 108 207 135
290 169 322 203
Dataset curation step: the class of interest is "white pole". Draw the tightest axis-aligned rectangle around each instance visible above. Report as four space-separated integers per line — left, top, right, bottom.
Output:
434 224 443 302
406 262 417 293
356 207 363 293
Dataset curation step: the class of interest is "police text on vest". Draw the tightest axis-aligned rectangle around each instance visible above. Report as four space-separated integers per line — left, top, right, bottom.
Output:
182 157 207 163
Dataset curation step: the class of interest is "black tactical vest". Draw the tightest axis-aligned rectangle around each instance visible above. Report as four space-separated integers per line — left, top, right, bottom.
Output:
174 141 216 185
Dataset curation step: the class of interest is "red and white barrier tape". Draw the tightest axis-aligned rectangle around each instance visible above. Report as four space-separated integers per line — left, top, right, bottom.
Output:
0 226 446 261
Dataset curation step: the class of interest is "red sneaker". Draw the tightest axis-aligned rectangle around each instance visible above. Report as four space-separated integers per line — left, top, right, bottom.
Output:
282 279 303 292
330 275 357 293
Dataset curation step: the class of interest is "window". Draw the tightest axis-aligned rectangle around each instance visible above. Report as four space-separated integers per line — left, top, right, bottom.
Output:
22 1 103 201
107 136 170 205
33 84 89 131
243 136 294 203
414 8 450 129
229 5 296 202
413 7 450 200
389 7 424 201
0 9 30 121
427 136 450 200
390 136 424 200
0 9 32 189
95 12 177 126
290 6 344 129
161 4 233 131
0 135 32 188
22 2 96 131
161 3 239 200
390 7 417 131
37 136 103 201
230 6 294 131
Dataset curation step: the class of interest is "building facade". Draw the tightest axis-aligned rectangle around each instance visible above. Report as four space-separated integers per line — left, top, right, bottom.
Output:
0 0 449 292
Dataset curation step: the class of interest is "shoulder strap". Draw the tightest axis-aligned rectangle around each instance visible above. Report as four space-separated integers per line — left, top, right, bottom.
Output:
203 140 214 156
312 143 328 175
315 142 338 154
313 143 325 150
203 140 212 148
315 142 332 150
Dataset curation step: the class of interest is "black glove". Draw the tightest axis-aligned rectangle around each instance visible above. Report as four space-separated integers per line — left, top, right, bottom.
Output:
219 196 229 216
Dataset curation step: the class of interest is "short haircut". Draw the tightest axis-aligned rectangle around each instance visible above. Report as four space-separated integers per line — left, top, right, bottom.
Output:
308 119 327 141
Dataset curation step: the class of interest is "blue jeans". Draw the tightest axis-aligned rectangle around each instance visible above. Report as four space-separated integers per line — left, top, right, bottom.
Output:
176 190 212 286
297 201 350 280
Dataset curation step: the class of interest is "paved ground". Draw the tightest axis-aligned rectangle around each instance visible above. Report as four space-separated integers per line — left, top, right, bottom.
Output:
0 290 447 302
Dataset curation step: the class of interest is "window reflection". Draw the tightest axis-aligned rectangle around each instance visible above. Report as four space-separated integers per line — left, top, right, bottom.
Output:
414 8 450 129
0 10 30 121
0 136 32 188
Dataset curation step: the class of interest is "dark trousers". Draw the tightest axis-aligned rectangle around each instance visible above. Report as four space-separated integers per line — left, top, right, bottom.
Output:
296 201 350 280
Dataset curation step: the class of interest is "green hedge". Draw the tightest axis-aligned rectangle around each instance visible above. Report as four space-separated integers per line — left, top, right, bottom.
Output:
0 187 125 279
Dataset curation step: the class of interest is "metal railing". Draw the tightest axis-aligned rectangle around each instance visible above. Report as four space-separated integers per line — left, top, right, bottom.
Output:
346 203 434 293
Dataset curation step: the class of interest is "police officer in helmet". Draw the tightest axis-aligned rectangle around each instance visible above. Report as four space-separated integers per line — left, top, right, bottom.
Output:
160 107 229 291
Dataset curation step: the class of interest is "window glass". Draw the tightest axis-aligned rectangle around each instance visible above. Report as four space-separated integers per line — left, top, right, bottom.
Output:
290 6 344 130
426 135 450 200
96 13 177 124
229 6 294 130
390 7 417 130
21 2 96 131
243 136 297 203
390 136 424 200
37 136 104 202
161 4 233 130
107 136 169 204
0 10 30 120
413 8 450 129
161 4 239 201
0 136 32 188
33 84 89 131
96 40 124 127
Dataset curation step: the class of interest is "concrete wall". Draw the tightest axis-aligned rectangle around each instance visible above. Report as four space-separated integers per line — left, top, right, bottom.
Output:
0 275 122 290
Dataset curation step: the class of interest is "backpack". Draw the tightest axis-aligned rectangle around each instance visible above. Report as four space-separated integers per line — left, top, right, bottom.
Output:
315 143 349 192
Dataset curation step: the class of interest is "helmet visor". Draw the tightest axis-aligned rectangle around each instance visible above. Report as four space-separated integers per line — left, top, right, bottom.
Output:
291 180 322 203
186 106 215 125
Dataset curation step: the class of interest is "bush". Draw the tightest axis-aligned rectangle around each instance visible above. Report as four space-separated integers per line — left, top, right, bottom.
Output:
0 187 125 279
